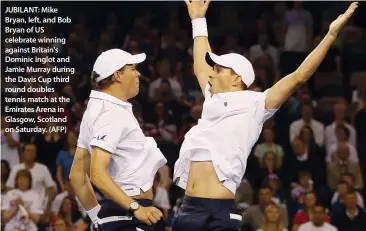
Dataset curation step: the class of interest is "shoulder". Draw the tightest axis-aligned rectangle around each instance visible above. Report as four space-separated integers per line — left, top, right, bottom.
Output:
290 119 302 127
25 190 38 199
313 119 324 127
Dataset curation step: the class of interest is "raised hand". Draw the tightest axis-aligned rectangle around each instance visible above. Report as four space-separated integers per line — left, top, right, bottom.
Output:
329 2 358 37
184 0 211 20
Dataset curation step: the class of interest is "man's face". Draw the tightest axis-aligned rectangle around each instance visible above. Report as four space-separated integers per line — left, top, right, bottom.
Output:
22 144 36 163
345 193 358 209
259 188 273 205
312 206 325 226
292 139 306 156
304 193 316 208
157 60 171 78
334 103 346 121
118 64 141 98
208 65 241 94
337 183 349 197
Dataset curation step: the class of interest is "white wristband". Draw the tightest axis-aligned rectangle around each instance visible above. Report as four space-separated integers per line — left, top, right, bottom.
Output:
86 204 101 221
192 18 208 39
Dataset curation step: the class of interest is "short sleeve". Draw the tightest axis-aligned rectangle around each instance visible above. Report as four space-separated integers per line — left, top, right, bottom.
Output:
6 166 18 188
56 151 64 165
77 119 89 149
42 165 56 188
255 89 278 124
90 110 128 154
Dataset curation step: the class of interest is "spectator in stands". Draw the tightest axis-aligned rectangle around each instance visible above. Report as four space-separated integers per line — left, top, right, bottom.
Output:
52 196 83 230
1 115 20 168
326 125 358 163
297 125 322 158
292 192 330 231
257 152 281 188
1 160 11 198
330 181 351 215
249 33 279 65
284 1 313 53
150 102 177 142
298 204 337 231
51 180 84 216
2 170 42 231
149 59 182 100
56 130 77 192
331 176 364 209
331 190 366 231
257 203 288 231
242 185 288 231
235 177 254 211
327 143 363 191
354 95 366 151
6 143 56 222
285 139 324 185
254 127 284 168
52 217 69 231
264 174 287 205
290 103 324 147
325 101 356 151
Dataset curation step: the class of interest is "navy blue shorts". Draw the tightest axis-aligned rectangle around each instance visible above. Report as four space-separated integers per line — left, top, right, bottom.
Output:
97 199 164 231
172 196 242 231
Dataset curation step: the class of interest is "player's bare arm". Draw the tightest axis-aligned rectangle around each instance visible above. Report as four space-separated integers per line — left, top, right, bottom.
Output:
69 147 99 210
185 0 211 93
265 2 358 110
90 147 163 226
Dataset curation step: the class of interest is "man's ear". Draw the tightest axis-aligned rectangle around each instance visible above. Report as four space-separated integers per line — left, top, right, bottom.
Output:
232 75 242 87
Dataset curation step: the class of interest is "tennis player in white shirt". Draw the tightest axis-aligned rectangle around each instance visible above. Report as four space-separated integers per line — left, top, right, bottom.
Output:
69 49 166 231
172 1 358 231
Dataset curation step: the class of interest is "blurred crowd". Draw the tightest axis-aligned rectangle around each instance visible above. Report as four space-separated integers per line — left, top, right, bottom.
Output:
1 1 366 231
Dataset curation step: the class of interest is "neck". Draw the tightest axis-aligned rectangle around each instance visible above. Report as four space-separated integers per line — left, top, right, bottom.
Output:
102 87 129 102
303 118 311 123
266 223 279 231
24 162 35 169
313 222 324 227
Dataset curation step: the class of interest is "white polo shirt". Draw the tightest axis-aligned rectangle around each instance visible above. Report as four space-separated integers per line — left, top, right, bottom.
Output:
174 85 277 194
77 90 167 196
298 221 338 231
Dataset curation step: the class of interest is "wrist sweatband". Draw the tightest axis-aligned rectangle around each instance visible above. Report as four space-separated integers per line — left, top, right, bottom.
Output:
86 204 101 222
192 18 208 39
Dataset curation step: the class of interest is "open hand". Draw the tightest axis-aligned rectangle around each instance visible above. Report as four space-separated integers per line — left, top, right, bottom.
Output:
184 0 211 20
328 2 358 37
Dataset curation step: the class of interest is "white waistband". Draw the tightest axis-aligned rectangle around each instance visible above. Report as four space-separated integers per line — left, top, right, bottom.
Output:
98 216 133 225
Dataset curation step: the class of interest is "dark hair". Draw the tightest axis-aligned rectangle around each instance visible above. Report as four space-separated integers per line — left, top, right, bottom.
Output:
259 184 273 193
312 203 325 211
15 169 32 190
154 172 161 182
59 196 82 223
298 171 312 179
20 143 36 155
335 125 350 140
91 66 126 90
345 188 357 196
304 191 317 199
1 160 11 181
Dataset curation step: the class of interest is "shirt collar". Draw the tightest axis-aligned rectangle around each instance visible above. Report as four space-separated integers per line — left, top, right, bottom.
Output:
297 151 308 161
89 90 131 107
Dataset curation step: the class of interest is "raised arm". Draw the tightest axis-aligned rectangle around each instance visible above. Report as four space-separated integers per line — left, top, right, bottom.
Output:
265 2 358 110
185 0 211 93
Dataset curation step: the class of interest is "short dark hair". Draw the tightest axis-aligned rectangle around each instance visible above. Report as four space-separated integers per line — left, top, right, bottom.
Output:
91 66 126 90
259 184 273 193
20 143 36 154
301 102 313 109
15 169 32 190
346 188 357 196
299 171 312 178
312 203 325 211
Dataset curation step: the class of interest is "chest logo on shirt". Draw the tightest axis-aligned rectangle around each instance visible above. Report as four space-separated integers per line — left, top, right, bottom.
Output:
96 135 106 141
224 102 228 107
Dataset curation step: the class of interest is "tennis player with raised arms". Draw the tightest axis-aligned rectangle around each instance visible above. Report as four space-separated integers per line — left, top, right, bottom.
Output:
172 1 358 231
69 48 166 231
